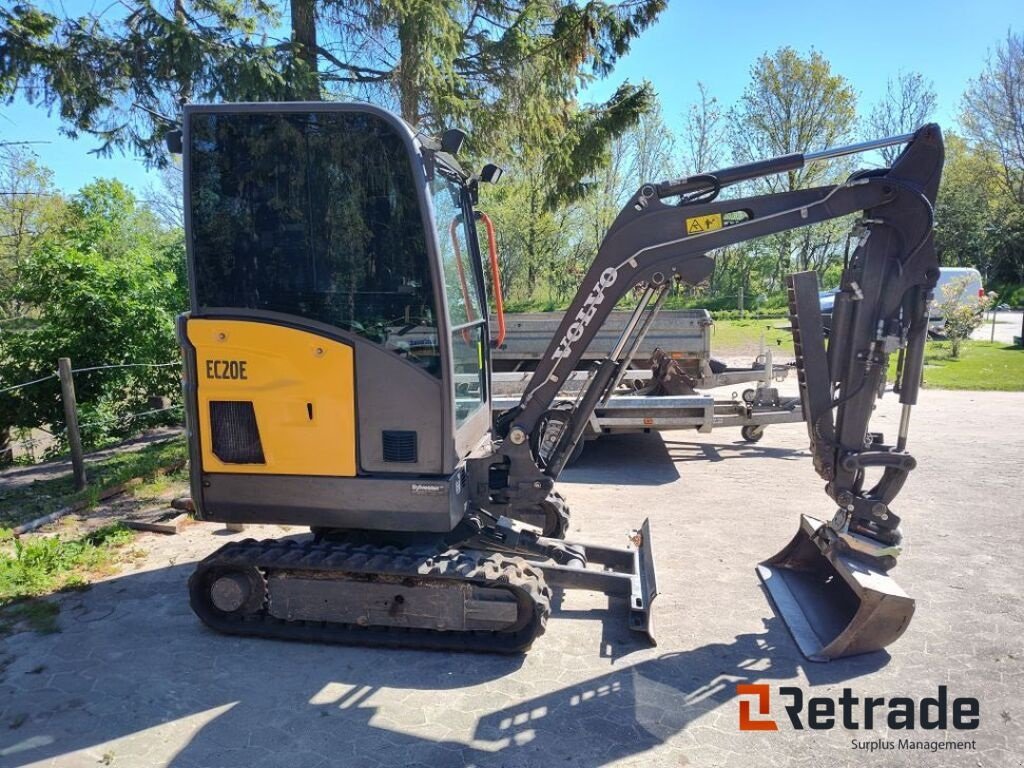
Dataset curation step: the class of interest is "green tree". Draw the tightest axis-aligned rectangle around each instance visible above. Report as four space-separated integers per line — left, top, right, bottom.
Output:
958 31 1024 294
1 180 187 457
0 143 65 320
961 31 1024 205
726 48 858 296
318 1 663 146
1 2 664 173
935 134 1002 278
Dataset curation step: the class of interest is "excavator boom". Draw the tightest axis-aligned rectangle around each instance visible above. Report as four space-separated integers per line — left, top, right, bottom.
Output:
485 124 943 659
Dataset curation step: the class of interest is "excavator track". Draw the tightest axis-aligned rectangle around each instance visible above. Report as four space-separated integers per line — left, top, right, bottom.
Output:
189 538 551 653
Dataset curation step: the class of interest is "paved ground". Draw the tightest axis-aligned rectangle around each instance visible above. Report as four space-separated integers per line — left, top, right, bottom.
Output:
1 389 1022 768
1 429 182 493
973 310 1023 345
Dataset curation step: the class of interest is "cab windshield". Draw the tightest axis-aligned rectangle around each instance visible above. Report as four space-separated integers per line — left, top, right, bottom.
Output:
188 109 441 375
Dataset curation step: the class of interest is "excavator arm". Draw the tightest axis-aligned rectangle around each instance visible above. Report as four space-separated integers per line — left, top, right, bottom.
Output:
480 124 944 660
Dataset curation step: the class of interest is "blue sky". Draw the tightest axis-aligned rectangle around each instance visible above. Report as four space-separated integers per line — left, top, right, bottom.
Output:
1 0 1020 194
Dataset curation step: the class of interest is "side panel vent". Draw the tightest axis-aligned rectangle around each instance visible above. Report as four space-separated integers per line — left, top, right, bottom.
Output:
382 430 418 463
210 401 266 464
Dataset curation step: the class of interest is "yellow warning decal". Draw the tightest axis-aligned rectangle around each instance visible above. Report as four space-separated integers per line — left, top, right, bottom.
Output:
685 213 723 235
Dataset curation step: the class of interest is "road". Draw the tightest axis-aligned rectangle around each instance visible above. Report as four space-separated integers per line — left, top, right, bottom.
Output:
1 389 1022 767
972 310 1023 344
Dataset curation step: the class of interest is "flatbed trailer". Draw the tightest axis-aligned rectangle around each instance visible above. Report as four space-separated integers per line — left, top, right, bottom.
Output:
492 359 803 462
492 308 791 387
488 309 803 459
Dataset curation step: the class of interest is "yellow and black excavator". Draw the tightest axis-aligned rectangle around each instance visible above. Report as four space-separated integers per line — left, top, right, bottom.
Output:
174 103 943 660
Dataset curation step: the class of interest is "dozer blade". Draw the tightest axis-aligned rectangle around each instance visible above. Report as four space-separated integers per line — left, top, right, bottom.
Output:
757 515 915 662
539 517 658 646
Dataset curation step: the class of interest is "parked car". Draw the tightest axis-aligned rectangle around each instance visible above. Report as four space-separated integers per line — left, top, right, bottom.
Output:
819 267 985 335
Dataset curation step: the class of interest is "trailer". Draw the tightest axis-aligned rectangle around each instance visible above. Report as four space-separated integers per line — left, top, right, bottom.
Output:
490 308 804 462
492 308 790 388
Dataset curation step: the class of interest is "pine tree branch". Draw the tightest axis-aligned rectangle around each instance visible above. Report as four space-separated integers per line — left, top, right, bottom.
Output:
313 45 392 82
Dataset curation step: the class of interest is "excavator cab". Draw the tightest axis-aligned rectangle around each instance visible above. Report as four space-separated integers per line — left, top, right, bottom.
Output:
179 103 494 533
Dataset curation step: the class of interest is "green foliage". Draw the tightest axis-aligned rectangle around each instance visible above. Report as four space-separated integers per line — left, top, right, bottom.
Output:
960 31 1024 206
937 276 992 358
935 133 1024 288
990 282 1024 306
1 180 186 451
714 47 858 298
729 47 857 187
0 145 66 319
0 1 665 176
0 1 312 165
0 523 135 634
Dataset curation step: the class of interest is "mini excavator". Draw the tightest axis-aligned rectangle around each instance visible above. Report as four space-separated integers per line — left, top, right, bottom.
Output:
174 103 943 660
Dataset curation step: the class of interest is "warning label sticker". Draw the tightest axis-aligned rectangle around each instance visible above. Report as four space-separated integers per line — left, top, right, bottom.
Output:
685 213 724 234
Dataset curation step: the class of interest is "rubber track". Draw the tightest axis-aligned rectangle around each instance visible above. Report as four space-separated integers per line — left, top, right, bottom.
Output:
189 538 551 653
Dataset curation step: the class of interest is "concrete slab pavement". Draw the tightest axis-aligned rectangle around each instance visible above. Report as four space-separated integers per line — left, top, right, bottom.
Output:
1 390 1021 767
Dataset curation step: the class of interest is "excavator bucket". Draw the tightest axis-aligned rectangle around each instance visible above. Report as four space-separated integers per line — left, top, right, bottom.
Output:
757 515 915 661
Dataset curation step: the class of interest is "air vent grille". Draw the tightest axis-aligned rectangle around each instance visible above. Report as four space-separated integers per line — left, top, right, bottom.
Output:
382 430 417 463
210 401 265 464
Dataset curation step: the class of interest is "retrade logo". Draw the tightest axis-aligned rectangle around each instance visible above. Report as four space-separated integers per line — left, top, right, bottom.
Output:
736 684 980 734
736 684 778 731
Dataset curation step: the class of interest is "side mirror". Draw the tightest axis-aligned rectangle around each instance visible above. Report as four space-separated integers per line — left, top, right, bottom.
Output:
480 163 503 184
166 129 183 155
441 128 467 156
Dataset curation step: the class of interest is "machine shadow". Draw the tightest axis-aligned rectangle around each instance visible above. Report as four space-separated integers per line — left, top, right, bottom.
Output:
560 433 680 485
3 557 890 768
2 561 527 767
661 438 805 464
469 617 889 766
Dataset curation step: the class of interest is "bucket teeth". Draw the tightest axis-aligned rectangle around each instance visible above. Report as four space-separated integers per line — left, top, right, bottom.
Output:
757 515 915 661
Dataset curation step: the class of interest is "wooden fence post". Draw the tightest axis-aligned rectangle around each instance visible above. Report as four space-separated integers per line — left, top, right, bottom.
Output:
57 357 87 491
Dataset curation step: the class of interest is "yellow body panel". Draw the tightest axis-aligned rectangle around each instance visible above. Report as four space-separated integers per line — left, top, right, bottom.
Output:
187 319 357 476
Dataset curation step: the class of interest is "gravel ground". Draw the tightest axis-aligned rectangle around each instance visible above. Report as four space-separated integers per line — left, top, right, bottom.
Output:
1 389 1021 768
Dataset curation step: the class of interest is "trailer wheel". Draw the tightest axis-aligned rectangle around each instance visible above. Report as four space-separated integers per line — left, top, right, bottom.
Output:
565 437 586 466
741 425 765 443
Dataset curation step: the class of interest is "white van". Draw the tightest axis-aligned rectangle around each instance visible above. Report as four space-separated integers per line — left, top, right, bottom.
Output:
819 267 984 334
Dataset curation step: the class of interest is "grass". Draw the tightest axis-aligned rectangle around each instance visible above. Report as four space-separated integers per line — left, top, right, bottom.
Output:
708 317 795 357
0 436 187 529
0 523 135 635
891 340 1024 391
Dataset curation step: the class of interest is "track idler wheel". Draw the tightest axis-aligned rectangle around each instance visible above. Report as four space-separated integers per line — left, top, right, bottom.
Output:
507 492 571 539
757 515 915 661
199 564 267 616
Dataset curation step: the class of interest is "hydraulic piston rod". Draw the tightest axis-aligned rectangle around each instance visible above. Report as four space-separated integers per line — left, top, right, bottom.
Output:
655 132 917 199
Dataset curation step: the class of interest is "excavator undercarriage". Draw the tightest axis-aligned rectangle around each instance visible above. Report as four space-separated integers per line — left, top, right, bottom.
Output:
175 102 942 660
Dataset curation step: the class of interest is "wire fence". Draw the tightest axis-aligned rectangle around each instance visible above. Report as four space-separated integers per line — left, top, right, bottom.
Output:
1 358 185 482
0 372 57 395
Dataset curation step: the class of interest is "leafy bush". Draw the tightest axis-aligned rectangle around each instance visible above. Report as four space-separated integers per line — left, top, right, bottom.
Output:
0 523 134 604
938 276 993 358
